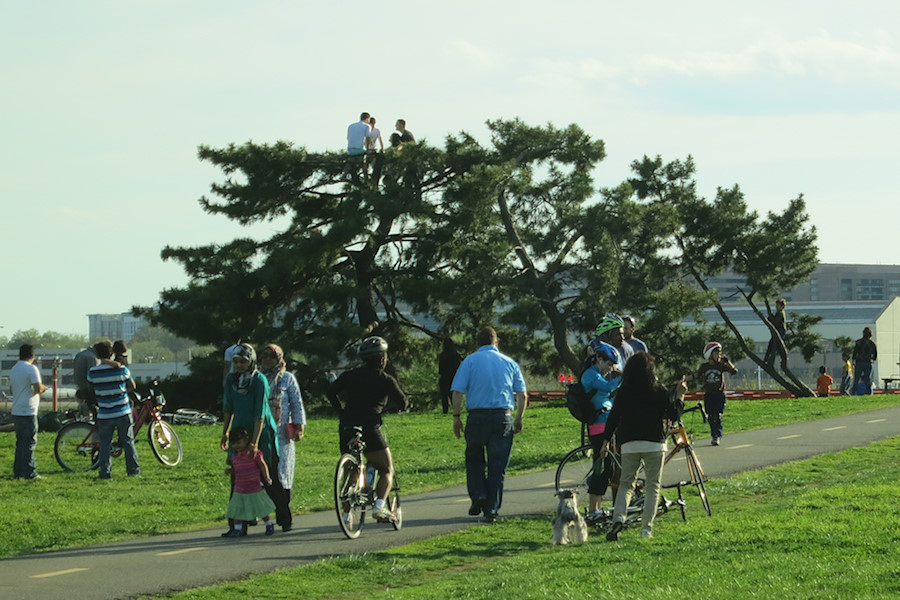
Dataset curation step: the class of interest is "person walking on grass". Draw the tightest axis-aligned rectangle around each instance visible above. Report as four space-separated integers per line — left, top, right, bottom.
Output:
450 326 528 523
10 344 47 480
601 353 685 541
223 427 277 537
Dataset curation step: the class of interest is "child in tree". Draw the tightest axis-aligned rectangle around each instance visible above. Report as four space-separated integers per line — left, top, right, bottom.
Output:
223 427 276 537
816 366 833 397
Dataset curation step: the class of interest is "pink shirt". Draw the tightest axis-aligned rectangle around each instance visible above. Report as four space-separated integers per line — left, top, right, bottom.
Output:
232 449 266 494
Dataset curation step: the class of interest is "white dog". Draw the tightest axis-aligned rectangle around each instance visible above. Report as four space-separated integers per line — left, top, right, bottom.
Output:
552 489 588 545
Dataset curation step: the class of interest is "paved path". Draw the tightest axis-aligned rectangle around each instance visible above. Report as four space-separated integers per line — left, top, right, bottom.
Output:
2 406 898 600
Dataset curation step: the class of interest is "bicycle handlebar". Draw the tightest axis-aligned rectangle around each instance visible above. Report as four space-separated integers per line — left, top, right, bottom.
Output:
679 402 708 424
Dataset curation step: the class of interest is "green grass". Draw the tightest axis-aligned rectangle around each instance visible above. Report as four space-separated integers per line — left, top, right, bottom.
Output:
139 436 900 600
1 393 899 559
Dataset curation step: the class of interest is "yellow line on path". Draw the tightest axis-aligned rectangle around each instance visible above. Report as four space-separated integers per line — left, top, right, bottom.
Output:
777 434 802 440
822 426 846 431
157 548 207 557
727 444 753 450
865 419 886 423
30 568 89 579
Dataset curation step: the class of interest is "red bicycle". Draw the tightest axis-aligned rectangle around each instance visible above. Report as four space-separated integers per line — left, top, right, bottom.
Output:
54 378 183 471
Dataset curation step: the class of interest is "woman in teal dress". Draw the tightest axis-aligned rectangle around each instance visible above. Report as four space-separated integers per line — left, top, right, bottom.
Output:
219 344 290 534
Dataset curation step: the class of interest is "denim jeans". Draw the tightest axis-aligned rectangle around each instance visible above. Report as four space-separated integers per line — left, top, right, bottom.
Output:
704 392 727 438
464 411 514 518
97 414 140 478
13 414 38 478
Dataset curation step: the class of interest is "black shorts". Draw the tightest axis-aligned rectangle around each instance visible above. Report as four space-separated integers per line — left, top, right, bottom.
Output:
339 422 388 454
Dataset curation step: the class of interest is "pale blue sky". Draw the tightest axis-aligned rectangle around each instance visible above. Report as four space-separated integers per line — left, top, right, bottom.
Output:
2 1 898 336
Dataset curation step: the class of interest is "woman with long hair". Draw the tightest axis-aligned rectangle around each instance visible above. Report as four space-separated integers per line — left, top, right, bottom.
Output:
600 352 685 540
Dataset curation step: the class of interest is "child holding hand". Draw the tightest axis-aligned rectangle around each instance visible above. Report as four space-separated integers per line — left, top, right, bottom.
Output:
224 427 277 537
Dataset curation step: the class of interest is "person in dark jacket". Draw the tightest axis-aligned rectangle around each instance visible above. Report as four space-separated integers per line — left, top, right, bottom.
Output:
438 338 462 414
600 352 685 541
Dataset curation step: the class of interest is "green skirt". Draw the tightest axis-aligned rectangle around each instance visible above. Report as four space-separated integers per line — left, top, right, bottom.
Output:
227 490 276 521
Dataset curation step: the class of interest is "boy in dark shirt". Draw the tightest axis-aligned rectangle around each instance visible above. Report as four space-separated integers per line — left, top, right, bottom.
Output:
693 342 736 446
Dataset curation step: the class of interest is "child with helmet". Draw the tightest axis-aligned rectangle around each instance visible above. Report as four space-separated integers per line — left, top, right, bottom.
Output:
694 342 736 446
326 336 409 523
581 339 623 522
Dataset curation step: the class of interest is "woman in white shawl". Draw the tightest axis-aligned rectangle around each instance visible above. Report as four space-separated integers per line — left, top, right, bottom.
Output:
259 343 306 531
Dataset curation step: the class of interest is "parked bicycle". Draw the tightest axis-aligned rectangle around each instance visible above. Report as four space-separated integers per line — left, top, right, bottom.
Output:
556 402 711 520
333 425 402 539
54 378 183 471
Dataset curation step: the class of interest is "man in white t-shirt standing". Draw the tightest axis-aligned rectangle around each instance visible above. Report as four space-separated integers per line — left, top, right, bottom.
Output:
11 344 48 479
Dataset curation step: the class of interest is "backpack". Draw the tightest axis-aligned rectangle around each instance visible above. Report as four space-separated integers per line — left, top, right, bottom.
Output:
566 379 596 424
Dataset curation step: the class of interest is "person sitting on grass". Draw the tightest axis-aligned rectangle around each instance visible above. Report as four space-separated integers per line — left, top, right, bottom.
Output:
816 366 833 398
223 427 277 538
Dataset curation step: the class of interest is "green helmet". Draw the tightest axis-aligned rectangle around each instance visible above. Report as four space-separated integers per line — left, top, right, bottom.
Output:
595 314 625 337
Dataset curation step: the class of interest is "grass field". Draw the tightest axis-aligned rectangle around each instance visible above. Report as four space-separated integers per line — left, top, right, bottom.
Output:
137 436 900 600
1 394 899 560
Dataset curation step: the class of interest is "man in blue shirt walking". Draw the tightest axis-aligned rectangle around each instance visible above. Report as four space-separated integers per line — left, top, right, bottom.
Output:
450 327 527 522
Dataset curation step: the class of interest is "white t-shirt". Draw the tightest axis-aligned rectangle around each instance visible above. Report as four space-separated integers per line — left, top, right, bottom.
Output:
366 127 382 151
10 360 41 416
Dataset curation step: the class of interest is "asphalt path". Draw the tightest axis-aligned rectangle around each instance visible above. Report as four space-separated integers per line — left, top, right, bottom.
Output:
3 405 899 600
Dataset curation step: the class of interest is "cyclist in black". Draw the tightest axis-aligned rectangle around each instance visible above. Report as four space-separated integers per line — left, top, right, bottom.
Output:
326 336 409 522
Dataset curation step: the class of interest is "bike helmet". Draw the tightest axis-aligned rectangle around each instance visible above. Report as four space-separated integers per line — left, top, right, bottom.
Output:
588 339 620 365
595 314 625 337
358 336 389 358
703 342 722 359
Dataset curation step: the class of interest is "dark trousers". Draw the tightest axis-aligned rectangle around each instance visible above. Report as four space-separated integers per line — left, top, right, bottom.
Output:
464 411 514 518
704 392 727 438
13 414 38 478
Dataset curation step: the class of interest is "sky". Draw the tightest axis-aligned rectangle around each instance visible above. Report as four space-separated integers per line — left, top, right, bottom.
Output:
2 0 898 337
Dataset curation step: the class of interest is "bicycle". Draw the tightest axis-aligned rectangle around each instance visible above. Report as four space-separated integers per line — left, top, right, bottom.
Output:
555 402 711 521
54 378 183 471
333 425 402 539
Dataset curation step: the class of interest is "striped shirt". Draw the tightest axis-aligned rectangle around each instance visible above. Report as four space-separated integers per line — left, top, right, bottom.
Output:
87 364 133 420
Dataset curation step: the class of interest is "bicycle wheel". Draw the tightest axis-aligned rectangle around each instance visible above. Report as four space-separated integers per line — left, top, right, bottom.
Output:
684 446 712 515
555 444 595 496
388 481 402 530
149 421 183 466
55 422 99 472
334 454 365 538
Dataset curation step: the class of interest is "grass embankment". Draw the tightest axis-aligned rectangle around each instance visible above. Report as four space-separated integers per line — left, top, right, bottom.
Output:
1 394 898 559
140 436 900 600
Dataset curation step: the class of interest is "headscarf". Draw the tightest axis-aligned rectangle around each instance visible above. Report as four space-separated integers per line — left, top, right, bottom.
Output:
231 343 257 395
260 343 286 391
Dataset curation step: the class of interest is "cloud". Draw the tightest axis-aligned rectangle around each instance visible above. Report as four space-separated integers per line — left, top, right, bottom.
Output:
444 40 502 70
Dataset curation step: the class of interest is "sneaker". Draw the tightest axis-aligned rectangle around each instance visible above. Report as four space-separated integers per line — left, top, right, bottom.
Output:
372 506 395 523
606 521 624 542
468 498 485 516
281 524 293 533
225 528 245 538
265 523 275 536
711 437 720 446
481 513 497 524
641 528 653 539
585 509 606 525
342 513 354 527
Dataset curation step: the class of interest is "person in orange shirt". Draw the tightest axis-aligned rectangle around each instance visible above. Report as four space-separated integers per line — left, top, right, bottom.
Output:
816 366 833 397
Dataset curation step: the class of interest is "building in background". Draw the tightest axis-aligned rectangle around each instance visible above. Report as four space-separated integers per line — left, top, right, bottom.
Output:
0 347 188 396
705 263 900 304
88 312 146 341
